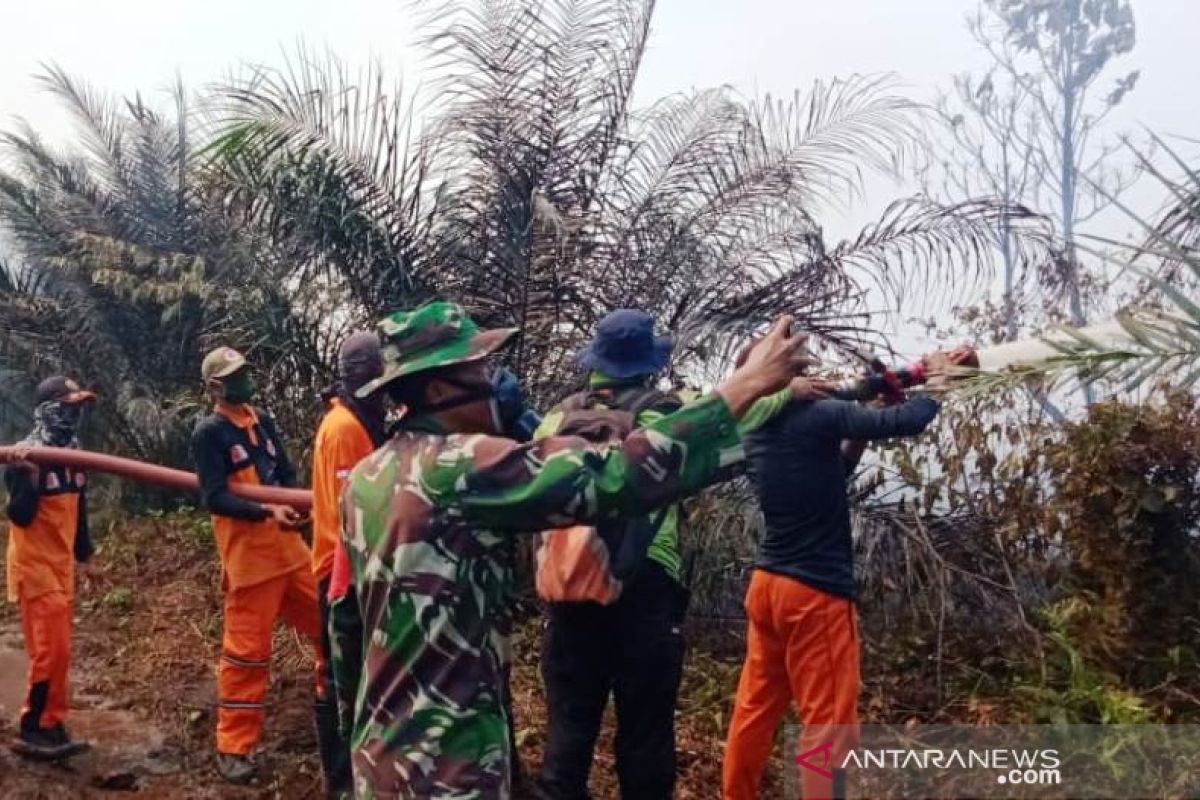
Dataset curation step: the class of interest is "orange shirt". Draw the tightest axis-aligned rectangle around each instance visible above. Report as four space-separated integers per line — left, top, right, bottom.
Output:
207 404 310 589
311 399 376 581
6 467 83 603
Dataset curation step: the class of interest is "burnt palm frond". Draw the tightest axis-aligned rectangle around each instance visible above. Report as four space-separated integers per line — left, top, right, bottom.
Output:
206 0 1044 405
685 197 1051 360
822 196 1050 313
208 47 448 313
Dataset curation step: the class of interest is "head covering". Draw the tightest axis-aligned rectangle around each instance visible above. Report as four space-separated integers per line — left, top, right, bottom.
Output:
355 301 517 399
35 376 96 406
576 309 672 380
201 346 248 383
339 331 384 394
27 376 94 449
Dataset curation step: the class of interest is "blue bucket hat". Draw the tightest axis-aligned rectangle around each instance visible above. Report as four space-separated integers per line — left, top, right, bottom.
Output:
576 309 673 379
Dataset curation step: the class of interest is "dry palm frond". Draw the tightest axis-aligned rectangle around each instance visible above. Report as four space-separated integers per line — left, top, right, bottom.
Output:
210 2 1046 407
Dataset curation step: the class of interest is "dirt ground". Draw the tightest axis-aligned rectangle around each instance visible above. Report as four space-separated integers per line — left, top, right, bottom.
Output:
0 512 784 798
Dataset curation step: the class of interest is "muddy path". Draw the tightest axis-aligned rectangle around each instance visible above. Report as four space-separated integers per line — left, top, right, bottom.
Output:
0 618 179 797
0 515 325 798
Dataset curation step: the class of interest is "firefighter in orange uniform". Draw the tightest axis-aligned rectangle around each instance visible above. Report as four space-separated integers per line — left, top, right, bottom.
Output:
310 332 385 797
190 346 321 785
5 376 96 761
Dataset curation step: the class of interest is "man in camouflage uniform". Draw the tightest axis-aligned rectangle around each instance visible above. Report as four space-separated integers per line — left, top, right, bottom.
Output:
332 300 811 799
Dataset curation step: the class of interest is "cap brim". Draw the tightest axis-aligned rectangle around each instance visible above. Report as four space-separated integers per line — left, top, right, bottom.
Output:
210 357 248 380
61 390 97 405
355 327 519 399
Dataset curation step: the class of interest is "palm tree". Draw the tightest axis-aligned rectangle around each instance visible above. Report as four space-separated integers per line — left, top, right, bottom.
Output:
0 68 348 470
210 0 1050 405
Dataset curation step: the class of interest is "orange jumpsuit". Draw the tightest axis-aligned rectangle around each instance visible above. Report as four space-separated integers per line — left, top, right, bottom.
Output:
310 397 377 792
722 570 860 800
191 403 320 756
5 463 89 734
311 398 376 585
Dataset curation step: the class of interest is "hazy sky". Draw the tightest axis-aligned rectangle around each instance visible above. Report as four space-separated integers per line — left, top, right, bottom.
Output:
4 1 1194 174
1 0 1197 350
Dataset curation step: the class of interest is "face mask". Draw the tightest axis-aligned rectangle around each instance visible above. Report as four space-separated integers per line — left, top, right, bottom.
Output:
33 401 83 447
222 372 257 405
487 366 542 442
59 403 83 430
423 366 542 441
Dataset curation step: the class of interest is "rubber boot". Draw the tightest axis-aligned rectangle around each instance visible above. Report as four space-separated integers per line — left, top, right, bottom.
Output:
13 687 90 762
315 698 353 799
11 722 90 762
216 752 258 785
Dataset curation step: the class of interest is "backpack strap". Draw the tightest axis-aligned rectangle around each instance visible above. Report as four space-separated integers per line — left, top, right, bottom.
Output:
558 389 598 413
611 386 682 532
613 385 684 418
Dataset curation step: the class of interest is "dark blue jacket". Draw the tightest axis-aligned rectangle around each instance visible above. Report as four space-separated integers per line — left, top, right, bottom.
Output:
745 395 940 599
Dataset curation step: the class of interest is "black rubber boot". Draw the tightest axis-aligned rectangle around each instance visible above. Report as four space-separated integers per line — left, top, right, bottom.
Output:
315 699 353 798
11 722 90 762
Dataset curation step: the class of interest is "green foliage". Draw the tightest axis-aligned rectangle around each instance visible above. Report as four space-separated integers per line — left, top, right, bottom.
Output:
1014 599 1151 724
867 390 1200 722
0 70 365 482
1046 398 1200 674
0 3 1053 471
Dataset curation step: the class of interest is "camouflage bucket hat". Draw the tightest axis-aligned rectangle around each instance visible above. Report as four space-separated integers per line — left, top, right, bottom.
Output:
355 301 518 398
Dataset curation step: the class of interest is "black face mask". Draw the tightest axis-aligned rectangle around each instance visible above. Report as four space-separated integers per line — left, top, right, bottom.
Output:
420 366 542 441
221 371 256 405
29 401 84 448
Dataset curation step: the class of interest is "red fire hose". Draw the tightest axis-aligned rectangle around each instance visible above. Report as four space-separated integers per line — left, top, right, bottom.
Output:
0 446 313 511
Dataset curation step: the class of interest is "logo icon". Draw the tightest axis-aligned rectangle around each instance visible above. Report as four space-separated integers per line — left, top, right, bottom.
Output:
229 444 249 463
795 740 835 780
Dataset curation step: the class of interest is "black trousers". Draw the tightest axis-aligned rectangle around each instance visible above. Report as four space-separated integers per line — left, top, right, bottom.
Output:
538 563 687 800
317 577 354 797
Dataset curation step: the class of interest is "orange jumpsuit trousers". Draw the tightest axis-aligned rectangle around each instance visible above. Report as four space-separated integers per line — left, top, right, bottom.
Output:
722 570 860 800
19 592 73 731
7 468 85 735
217 567 322 755
195 402 324 756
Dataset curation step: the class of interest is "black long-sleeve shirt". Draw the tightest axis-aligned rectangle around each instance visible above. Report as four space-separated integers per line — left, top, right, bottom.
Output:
745 395 940 599
190 410 296 521
4 465 93 562
5 466 39 526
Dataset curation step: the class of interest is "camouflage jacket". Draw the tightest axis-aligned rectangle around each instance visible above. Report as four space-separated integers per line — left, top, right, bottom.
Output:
332 393 743 799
